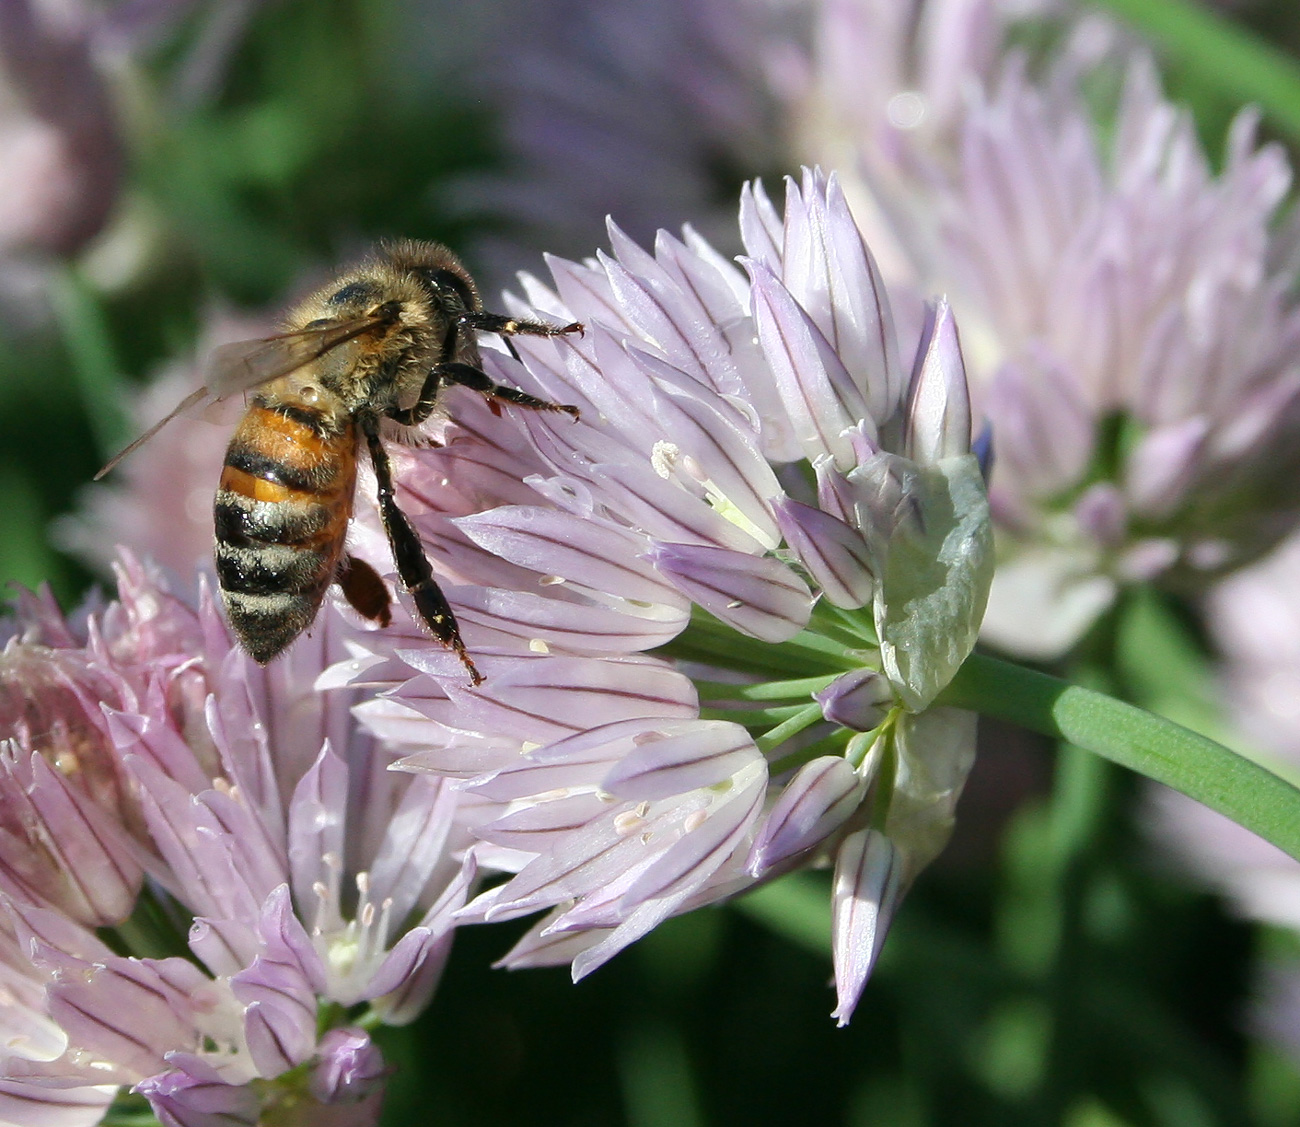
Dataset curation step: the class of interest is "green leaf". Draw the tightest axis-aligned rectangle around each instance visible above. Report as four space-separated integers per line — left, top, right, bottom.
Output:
1093 0 1300 147
940 652 1300 863
48 266 131 460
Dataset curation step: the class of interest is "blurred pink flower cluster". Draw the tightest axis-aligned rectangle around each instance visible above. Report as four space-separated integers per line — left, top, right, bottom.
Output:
0 556 474 1125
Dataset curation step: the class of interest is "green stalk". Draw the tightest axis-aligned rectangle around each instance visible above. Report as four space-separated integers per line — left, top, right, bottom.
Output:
940 652 1300 863
692 674 839 702
49 265 130 460
756 702 825 754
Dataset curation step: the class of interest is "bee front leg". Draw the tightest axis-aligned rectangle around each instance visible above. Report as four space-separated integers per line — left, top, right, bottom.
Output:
457 311 583 340
362 418 483 686
457 311 583 366
429 361 580 419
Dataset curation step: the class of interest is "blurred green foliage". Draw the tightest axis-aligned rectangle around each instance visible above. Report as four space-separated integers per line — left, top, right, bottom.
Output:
10 0 1300 1124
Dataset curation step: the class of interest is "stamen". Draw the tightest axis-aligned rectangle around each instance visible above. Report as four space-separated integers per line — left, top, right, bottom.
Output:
683 810 708 833
614 810 646 835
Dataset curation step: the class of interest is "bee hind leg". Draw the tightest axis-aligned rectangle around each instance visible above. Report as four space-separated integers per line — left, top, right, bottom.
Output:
362 421 483 686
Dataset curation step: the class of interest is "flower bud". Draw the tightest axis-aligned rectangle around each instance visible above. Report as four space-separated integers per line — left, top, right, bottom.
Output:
309 1028 388 1105
747 756 866 875
814 668 894 731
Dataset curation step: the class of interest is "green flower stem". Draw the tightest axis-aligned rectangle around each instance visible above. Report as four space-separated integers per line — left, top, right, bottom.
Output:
663 608 859 678
940 651 1300 863
693 674 839 702
1092 0 1300 146
699 703 807 725
756 702 826 754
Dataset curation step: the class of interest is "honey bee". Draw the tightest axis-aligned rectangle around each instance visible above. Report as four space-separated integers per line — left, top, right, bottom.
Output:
97 240 583 684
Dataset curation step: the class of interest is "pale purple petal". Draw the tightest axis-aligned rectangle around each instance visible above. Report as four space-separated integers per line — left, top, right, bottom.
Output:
463 718 674 801
738 177 783 271
0 1079 116 1127
494 912 611 970
453 505 687 608
187 916 258 981
287 747 348 924
601 721 762 801
44 952 208 1080
451 587 688 654
1074 483 1128 549
781 170 904 426
814 669 894 731
747 756 867 876
308 1028 386 1105
230 894 318 1074
984 349 1095 500
621 344 783 546
618 759 767 907
369 929 454 1027
136 1066 260 1127
0 747 141 926
476 793 613 853
772 496 874 609
464 815 659 924
831 828 904 1026
904 299 972 464
363 776 458 929
647 541 812 642
395 653 697 746
748 259 868 467
1124 417 1209 519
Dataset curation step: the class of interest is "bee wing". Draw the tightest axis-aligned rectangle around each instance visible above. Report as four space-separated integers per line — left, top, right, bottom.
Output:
95 314 390 480
204 315 388 396
93 386 213 480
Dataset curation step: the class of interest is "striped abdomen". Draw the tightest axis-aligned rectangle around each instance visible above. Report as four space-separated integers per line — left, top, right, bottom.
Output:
214 401 357 663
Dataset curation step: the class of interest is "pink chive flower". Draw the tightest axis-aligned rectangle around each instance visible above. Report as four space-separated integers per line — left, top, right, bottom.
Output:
327 169 992 1024
446 0 799 288
928 58 1300 657
0 555 475 1126
469 0 1300 664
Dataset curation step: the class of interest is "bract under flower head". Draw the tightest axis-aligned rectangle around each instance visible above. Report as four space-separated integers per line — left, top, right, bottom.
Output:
330 169 992 1023
0 556 476 1125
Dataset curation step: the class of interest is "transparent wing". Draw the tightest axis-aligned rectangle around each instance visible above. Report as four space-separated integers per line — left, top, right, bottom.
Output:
204 314 390 396
94 313 390 480
94 386 213 479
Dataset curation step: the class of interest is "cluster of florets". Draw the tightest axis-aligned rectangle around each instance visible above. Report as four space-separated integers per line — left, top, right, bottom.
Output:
0 557 473 1127
322 168 991 1023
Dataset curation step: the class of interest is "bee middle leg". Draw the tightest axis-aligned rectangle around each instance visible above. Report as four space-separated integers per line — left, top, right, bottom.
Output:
362 419 483 686
431 362 581 419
